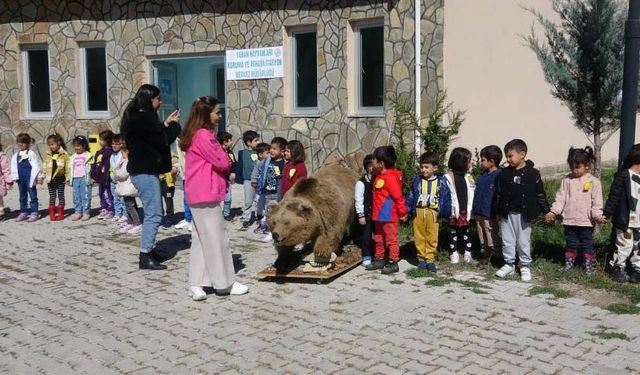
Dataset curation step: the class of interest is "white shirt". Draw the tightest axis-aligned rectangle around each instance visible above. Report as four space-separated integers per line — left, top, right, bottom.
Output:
629 169 640 228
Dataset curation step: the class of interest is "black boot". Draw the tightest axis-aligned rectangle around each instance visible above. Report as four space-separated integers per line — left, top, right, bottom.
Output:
139 252 167 270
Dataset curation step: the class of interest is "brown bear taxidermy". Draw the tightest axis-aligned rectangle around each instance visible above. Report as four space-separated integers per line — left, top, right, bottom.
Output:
266 163 359 271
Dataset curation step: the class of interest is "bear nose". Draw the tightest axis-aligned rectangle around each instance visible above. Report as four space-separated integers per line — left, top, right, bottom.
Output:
272 232 280 242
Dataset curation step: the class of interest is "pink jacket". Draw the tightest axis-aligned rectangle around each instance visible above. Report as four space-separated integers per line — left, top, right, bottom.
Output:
550 173 603 227
184 128 231 205
0 152 11 196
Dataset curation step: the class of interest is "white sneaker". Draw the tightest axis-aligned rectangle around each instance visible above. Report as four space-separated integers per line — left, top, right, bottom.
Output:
520 267 532 282
188 223 193 232
189 286 207 301
496 264 515 278
463 251 472 263
362 259 372 267
174 219 191 230
450 252 460 264
229 281 249 295
262 232 273 242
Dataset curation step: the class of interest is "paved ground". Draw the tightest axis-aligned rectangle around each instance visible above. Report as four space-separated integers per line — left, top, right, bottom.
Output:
1 184 640 375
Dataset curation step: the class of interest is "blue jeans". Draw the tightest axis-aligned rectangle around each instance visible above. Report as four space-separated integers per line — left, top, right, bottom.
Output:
131 174 162 253
183 193 192 222
223 189 232 218
72 178 92 214
17 178 38 214
564 225 594 258
111 182 126 217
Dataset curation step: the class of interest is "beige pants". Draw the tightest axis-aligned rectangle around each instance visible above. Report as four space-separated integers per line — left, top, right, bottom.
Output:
189 202 236 289
611 228 640 269
476 216 500 255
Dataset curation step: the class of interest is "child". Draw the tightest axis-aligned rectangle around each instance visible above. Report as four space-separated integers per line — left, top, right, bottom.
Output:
365 146 408 274
236 130 260 229
67 136 94 221
0 142 13 220
405 152 452 272
494 139 550 282
42 134 69 221
109 134 127 223
113 143 142 235
545 146 603 276
10 133 43 222
281 140 308 197
255 137 287 240
445 147 476 264
216 131 237 221
602 144 640 283
472 145 503 266
251 142 271 233
159 148 179 228
355 155 375 266
91 130 114 220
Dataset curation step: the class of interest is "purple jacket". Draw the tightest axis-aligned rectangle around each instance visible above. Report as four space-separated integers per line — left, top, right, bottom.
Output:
90 146 113 184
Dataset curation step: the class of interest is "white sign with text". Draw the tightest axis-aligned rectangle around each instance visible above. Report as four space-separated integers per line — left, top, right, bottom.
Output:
225 47 284 80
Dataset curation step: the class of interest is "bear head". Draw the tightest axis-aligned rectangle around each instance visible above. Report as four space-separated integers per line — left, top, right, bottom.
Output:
266 197 321 247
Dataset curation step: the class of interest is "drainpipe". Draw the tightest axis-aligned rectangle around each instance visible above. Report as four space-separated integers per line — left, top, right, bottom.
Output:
414 0 422 156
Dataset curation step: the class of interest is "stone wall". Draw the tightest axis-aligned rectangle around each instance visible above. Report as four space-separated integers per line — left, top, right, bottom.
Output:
0 0 443 171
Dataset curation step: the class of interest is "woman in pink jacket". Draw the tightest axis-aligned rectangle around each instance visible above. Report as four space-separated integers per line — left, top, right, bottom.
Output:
179 96 248 301
545 146 604 275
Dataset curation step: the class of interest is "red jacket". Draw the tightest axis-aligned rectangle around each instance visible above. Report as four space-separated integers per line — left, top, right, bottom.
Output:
372 168 408 222
281 161 308 197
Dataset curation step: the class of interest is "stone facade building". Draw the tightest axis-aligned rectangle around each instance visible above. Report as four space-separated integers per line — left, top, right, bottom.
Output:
0 0 443 171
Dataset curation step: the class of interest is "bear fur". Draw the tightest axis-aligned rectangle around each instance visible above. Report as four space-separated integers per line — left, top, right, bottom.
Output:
267 163 359 269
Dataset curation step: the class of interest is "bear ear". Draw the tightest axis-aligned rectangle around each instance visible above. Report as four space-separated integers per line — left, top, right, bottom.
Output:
268 201 280 214
286 201 313 217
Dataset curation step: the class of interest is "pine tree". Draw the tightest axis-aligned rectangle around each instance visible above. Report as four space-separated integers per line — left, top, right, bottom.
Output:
525 0 625 177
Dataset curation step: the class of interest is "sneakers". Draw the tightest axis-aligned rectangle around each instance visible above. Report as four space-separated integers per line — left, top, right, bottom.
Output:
262 232 273 242
241 221 251 230
563 256 575 272
365 258 386 271
362 256 372 267
81 213 91 221
609 266 627 283
15 212 29 222
496 264 515 278
102 212 114 221
254 221 268 234
223 215 232 222
229 281 249 295
117 216 129 224
161 216 173 229
174 219 191 230
463 251 472 263
629 268 640 284
520 266 532 282
424 262 437 273
584 258 594 276
190 286 207 301
450 252 460 264
27 213 39 222
381 261 399 274
96 210 108 220
127 225 142 235
69 213 81 221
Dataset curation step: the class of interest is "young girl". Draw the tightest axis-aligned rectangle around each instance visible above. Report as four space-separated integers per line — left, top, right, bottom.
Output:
67 136 94 221
113 143 142 235
42 134 69 221
281 140 308 197
445 147 476 264
10 133 43 222
0 142 13 220
91 130 114 220
545 146 603 275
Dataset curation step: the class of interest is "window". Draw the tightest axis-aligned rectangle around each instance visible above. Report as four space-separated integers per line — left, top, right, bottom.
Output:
79 43 109 116
21 45 52 117
349 20 384 116
285 26 318 115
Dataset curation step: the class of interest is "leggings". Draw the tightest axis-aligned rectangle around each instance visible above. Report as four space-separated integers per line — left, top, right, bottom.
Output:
124 196 141 226
448 225 471 254
47 175 65 205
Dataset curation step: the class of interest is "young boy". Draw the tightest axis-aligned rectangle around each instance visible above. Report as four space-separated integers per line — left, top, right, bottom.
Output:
256 137 287 240
217 131 237 221
405 151 451 272
603 144 640 283
355 154 375 266
494 139 550 281
236 130 260 228
109 134 127 223
251 142 271 233
472 145 503 266
365 146 408 274
159 151 179 228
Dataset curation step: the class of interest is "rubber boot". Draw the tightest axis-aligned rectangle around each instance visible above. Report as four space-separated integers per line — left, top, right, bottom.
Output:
48 204 56 221
56 204 65 221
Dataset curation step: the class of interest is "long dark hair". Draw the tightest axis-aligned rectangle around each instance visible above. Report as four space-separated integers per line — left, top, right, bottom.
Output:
286 140 306 164
120 84 161 132
46 133 67 151
179 96 219 152
567 146 595 169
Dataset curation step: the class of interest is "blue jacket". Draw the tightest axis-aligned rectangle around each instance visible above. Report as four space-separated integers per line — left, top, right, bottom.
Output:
405 174 452 219
472 169 501 218
256 156 282 200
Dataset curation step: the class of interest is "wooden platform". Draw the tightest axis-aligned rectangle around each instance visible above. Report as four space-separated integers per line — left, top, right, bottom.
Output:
257 249 362 283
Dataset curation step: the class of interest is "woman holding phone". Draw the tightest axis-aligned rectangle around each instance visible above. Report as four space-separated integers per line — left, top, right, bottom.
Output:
120 84 181 270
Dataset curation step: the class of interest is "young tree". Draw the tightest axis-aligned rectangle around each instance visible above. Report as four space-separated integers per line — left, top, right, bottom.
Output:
525 0 625 177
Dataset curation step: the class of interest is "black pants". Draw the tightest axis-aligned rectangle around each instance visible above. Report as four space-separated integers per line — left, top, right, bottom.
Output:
564 225 594 258
448 225 471 253
47 175 65 205
160 180 175 216
361 219 373 259
124 196 141 226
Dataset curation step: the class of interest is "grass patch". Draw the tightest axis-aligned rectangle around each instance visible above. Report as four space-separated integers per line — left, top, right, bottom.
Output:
390 279 404 285
587 330 631 341
405 268 438 278
425 278 450 287
605 303 640 315
450 279 490 289
470 288 489 295
529 285 573 299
